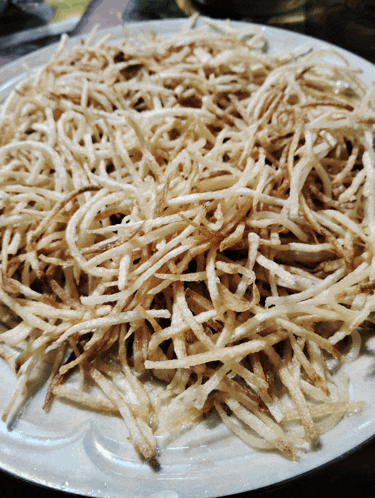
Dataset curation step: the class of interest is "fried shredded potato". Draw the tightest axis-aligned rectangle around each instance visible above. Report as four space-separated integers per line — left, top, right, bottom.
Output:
0 17 374 462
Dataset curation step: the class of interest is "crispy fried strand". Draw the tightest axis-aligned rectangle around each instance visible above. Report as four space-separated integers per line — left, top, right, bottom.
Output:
1 18 374 460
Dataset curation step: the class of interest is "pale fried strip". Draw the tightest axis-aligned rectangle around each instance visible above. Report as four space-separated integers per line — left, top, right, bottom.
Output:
89 367 156 460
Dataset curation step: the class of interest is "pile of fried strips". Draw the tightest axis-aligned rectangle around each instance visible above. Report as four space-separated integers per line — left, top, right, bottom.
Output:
0 19 375 462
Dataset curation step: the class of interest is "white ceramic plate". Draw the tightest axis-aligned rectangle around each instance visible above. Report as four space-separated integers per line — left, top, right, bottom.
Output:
0 18 375 498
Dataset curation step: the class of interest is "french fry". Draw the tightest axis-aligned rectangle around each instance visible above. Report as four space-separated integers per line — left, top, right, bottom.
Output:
0 18 374 460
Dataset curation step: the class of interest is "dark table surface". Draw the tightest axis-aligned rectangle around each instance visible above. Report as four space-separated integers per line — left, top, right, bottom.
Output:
0 1 375 497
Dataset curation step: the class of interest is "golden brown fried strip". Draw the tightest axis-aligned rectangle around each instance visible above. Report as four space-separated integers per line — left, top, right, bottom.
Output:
0 19 373 461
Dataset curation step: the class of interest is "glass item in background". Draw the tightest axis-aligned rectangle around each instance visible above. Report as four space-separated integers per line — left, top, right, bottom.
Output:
305 0 375 61
176 0 375 62
187 0 306 17
9 0 54 20
123 0 186 21
0 0 55 37
0 0 94 64
0 0 8 15
176 0 307 31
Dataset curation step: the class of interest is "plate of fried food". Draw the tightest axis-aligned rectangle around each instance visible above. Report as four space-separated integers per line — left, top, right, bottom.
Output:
0 15 375 498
